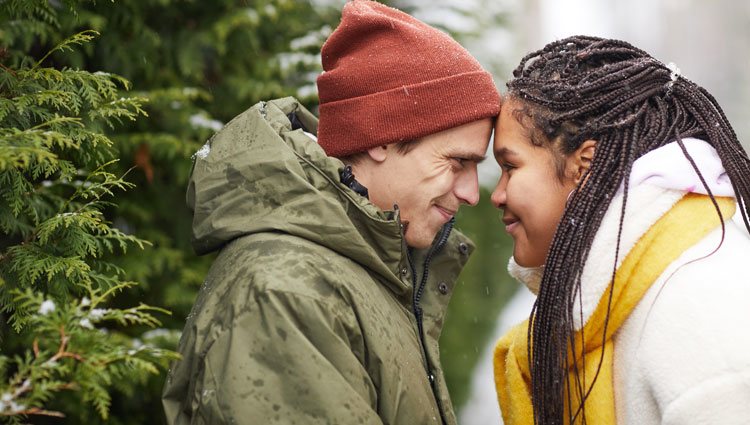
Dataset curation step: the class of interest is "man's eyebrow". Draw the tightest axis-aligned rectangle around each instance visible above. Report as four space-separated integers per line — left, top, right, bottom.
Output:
453 151 488 163
449 148 487 164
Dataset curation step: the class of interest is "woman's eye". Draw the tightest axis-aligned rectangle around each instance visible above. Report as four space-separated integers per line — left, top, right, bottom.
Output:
501 163 516 173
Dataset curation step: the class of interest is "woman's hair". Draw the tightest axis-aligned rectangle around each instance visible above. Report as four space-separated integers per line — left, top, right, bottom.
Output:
508 35 750 425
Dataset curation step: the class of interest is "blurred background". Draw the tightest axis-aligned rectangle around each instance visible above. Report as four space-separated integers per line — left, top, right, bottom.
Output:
2 0 748 423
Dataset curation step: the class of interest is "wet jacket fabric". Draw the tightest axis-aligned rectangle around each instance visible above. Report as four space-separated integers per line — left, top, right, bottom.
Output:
162 97 474 425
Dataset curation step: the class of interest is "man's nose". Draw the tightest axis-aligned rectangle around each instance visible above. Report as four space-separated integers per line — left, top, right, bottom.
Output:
455 168 480 206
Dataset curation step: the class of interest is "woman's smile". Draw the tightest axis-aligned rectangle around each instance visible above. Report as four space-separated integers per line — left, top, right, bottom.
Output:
502 215 520 233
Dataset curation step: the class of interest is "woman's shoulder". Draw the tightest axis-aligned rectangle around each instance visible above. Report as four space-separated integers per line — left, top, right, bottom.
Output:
658 216 750 301
615 217 750 418
621 214 750 338
635 216 750 348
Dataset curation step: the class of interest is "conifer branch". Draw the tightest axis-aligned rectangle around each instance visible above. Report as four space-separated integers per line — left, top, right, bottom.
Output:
0 63 17 76
0 407 66 418
34 30 99 69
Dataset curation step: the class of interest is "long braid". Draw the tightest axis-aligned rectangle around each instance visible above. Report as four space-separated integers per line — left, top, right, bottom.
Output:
507 36 750 425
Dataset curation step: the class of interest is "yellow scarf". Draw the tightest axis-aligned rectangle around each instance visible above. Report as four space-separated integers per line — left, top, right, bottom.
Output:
493 194 736 425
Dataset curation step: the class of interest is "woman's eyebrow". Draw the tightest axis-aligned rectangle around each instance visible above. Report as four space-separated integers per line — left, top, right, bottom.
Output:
494 146 519 158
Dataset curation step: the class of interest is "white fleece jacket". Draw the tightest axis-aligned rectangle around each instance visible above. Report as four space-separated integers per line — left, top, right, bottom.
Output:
508 138 750 425
613 198 750 425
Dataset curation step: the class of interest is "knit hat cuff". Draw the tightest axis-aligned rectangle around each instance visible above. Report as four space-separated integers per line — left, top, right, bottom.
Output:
318 70 500 157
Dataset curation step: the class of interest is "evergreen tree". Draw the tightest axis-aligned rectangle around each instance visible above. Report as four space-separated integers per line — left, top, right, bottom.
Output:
0 1 177 423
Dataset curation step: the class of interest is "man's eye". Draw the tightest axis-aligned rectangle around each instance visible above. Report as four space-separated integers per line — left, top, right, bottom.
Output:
501 163 515 172
451 157 466 168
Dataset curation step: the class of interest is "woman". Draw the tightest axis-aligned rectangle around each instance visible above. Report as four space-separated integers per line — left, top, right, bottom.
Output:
491 36 750 425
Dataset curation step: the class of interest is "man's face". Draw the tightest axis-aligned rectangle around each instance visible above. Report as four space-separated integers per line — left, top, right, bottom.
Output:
366 119 493 249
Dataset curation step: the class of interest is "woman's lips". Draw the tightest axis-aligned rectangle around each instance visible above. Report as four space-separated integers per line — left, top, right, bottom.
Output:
503 216 519 233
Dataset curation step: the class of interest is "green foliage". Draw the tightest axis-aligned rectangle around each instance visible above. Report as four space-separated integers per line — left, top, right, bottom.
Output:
1 0 177 422
0 290 175 423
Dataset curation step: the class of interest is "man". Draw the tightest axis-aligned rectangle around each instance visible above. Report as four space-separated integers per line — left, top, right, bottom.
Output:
162 1 500 424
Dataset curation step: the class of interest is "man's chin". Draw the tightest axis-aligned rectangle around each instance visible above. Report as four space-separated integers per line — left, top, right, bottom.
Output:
405 238 432 250
404 228 434 250
404 224 447 250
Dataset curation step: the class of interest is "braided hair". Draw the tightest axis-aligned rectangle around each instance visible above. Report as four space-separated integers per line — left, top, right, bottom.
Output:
507 36 750 425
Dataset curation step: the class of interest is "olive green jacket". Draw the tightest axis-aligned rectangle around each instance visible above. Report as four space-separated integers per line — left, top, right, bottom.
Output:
162 97 475 425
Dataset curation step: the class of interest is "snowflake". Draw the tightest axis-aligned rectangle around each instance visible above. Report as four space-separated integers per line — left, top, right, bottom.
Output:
89 308 108 320
193 143 211 160
39 300 56 315
189 114 224 131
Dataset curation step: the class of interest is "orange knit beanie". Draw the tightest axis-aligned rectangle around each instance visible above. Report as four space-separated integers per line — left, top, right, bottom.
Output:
316 0 501 157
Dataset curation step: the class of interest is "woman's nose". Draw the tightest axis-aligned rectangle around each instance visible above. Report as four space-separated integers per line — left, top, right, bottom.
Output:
490 179 506 209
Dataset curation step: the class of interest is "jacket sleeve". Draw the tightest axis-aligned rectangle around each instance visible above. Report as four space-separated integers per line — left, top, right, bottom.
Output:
186 288 383 425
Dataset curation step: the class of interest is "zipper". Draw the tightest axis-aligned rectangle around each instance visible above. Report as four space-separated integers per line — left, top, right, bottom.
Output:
408 218 455 424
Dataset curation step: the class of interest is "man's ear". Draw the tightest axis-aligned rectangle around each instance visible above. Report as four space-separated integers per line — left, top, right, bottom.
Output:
572 139 597 184
366 145 388 163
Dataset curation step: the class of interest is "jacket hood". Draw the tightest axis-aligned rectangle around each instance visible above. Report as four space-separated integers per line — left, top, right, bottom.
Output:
187 97 411 292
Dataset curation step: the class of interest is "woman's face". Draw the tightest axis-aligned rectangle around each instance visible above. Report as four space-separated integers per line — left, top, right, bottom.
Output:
490 100 579 267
